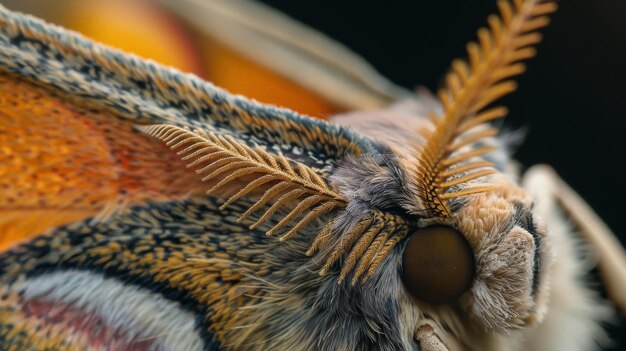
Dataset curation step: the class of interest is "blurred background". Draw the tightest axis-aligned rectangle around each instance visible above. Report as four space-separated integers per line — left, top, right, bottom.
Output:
4 0 625 348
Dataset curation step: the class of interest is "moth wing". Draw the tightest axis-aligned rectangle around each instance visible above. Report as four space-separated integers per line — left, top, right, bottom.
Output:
522 165 626 314
0 4 373 250
5 0 409 117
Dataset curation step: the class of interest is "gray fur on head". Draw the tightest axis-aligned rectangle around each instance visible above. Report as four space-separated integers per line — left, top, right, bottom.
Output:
331 146 411 214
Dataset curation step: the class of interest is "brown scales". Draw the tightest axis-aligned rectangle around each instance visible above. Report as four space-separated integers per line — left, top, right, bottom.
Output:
413 0 557 217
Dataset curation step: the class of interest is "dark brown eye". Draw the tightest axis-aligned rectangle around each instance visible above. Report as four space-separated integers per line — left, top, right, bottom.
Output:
402 226 475 304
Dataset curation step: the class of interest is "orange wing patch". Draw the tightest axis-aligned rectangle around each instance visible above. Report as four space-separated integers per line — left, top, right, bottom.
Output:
0 73 204 251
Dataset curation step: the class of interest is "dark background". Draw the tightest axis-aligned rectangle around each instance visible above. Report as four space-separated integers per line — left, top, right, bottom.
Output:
261 0 626 348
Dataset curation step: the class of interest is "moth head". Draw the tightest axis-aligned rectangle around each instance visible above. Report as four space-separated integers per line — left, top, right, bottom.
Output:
383 111 555 330
337 106 554 336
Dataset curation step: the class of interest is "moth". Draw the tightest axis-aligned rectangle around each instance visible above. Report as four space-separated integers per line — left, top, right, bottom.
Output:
1 0 625 350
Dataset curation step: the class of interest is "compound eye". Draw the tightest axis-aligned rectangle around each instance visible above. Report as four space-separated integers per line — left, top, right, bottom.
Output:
402 226 475 304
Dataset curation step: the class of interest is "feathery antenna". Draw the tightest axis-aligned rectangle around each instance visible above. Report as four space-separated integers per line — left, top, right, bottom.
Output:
414 0 557 217
139 124 346 240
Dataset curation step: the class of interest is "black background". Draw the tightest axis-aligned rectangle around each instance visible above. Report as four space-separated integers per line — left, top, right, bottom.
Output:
261 0 626 348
